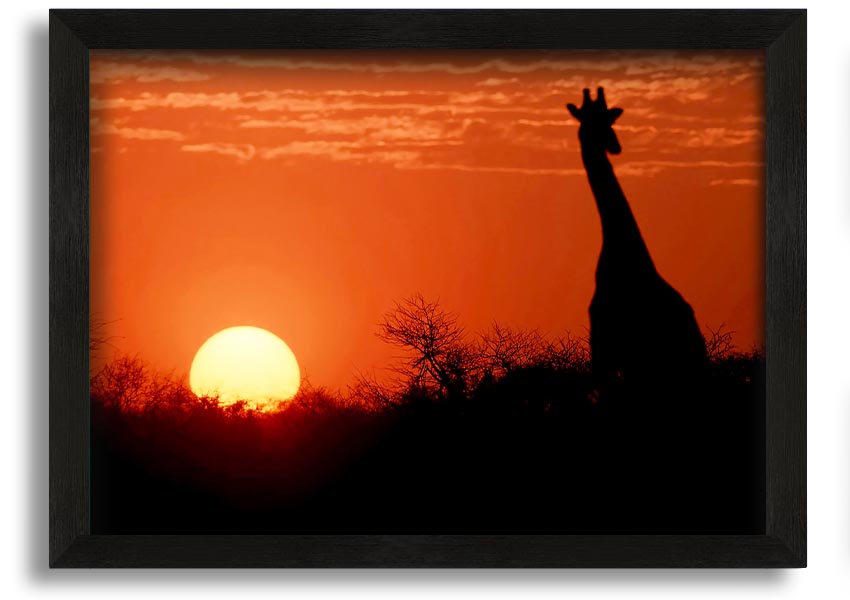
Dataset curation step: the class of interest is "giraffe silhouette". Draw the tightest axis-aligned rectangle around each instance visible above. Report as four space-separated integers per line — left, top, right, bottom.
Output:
568 88 707 398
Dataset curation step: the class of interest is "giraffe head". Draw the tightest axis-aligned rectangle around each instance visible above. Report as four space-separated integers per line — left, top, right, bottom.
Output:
567 87 624 155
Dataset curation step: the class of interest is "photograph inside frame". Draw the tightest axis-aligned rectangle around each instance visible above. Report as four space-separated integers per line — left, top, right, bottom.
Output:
88 49 766 534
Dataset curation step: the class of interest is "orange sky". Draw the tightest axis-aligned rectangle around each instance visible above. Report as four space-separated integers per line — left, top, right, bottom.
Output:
90 50 765 391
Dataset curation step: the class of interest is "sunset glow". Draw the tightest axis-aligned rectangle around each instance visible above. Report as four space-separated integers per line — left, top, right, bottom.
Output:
89 49 768 535
90 50 765 389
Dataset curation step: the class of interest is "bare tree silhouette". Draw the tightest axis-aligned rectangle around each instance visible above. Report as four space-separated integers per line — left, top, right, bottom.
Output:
479 322 545 376
704 324 736 361
378 293 478 399
89 315 121 374
348 371 400 411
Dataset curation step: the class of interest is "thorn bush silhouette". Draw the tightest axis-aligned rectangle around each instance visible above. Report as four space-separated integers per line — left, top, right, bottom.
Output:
91 298 764 534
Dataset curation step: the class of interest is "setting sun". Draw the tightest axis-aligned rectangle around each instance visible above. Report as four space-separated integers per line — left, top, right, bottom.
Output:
189 326 300 408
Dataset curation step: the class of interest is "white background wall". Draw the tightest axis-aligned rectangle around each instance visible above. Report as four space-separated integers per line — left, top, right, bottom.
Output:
1 0 837 597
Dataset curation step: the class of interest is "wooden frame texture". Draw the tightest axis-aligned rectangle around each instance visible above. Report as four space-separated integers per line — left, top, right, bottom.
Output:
49 9 806 568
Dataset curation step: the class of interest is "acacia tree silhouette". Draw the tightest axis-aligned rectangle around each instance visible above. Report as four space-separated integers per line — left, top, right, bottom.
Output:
377 293 478 400
479 322 545 377
567 88 707 397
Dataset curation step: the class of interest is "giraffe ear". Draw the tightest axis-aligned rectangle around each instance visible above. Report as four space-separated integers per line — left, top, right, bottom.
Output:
608 108 624 124
567 103 582 120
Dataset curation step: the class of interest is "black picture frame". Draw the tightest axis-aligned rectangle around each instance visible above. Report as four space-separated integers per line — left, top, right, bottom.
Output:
49 9 806 568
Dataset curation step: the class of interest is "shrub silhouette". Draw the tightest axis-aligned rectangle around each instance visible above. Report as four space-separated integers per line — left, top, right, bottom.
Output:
377 293 480 401
480 322 546 376
91 297 764 535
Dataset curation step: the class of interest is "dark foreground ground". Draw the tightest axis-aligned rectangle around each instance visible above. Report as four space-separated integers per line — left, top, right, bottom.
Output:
91 355 764 535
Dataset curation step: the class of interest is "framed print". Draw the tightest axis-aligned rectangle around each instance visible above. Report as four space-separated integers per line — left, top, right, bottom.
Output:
49 9 805 568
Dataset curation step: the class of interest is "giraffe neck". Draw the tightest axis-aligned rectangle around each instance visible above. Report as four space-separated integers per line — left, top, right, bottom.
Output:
580 147 656 279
